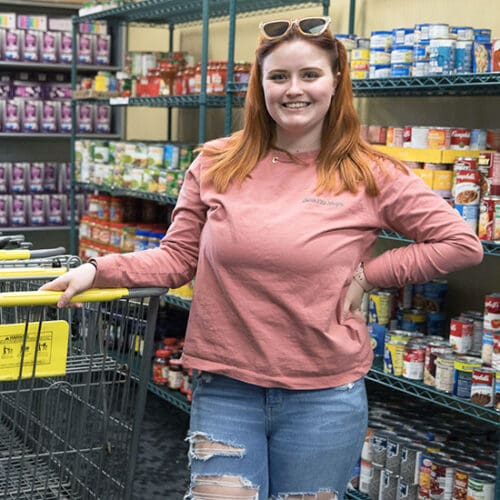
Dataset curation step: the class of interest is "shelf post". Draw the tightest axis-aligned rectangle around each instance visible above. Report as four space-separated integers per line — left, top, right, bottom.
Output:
224 0 237 136
167 23 174 142
323 0 330 16
70 15 78 256
198 0 209 144
348 0 356 35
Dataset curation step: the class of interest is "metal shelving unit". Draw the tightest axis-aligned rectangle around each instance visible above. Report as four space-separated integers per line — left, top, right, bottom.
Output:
0 61 120 73
352 72 500 97
164 294 192 311
76 181 178 205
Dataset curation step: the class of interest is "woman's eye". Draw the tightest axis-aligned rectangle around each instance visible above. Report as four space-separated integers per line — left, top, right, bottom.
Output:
302 71 320 79
268 73 287 81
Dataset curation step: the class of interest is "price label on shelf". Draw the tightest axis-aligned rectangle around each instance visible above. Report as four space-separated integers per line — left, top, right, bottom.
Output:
110 97 129 106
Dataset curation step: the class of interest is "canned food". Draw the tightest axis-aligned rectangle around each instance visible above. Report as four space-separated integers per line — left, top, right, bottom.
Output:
453 356 482 399
412 60 429 76
470 366 495 407
424 341 453 386
411 126 428 148
432 171 453 198
369 291 393 325
484 293 500 331
390 63 412 77
384 340 406 376
450 128 471 149
400 442 427 485
370 31 392 49
454 204 479 233
369 64 391 79
351 48 370 61
386 126 404 147
430 456 457 500
467 472 496 500
350 70 369 80
453 467 475 500
429 38 456 75
454 169 481 205
403 341 426 380
470 129 487 150
413 41 430 61
492 333 500 371
380 468 398 500
369 48 392 65
414 24 431 43
401 308 426 333
455 40 474 73
435 354 456 393
428 127 451 149
428 23 450 40
481 330 493 365
450 316 474 353
392 28 414 47
451 26 474 41
390 46 413 64
478 196 500 240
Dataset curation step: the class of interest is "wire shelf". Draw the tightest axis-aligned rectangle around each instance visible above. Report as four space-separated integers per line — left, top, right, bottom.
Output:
164 294 192 311
75 182 177 205
367 358 500 426
77 0 323 24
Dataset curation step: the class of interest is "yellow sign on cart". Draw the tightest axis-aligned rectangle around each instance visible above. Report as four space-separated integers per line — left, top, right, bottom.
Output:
0 321 69 381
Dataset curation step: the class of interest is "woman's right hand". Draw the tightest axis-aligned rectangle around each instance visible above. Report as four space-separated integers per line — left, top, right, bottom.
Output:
39 263 97 308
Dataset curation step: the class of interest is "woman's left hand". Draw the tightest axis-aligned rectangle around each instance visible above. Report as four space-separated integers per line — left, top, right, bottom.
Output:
343 279 366 321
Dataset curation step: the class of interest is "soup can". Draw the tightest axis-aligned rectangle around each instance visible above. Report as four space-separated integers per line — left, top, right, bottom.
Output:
453 356 482 399
467 472 496 500
428 23 450 39
484 293 500 331
470 366 495 407
384 340 406 376
435 353 456 393
430 456 458 500
424 340 453 386
402 340 426 380
449 316 474 353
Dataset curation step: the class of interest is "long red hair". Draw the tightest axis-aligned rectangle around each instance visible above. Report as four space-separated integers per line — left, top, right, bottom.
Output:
202 25 406 195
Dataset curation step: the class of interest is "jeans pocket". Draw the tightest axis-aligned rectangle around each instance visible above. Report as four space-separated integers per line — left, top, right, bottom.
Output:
332 377 363 392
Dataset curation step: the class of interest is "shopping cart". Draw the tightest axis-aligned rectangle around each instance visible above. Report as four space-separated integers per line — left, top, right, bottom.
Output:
0 285 167 499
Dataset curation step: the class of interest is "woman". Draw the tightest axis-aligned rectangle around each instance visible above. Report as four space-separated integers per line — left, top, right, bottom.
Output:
42 17 483 499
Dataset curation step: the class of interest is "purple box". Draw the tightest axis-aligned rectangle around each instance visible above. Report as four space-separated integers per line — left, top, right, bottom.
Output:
10 194 27 226
0 195 9 226
23 99 40 132
29 194 47 225
77 103 93 133
0 77 11 99
4 99 22 132
59 101 72 133
43 162 59 193
78 33 93 64
12 80 43 99
10 162 28 193
4 29 21 60
48 194 66 225
42 31 59 63
0 163 10 194
22 30 41 62
94 34 110 65
45 82 71 100
29 163 45 192
59 32 72 63
41 100 59 133
95 104 111 133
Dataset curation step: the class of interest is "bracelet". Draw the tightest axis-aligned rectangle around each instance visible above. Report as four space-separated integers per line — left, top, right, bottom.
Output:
353 262 373 293
87 259 97 270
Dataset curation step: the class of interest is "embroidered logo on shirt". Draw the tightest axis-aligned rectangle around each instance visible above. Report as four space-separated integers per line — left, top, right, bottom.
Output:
302 197 344 207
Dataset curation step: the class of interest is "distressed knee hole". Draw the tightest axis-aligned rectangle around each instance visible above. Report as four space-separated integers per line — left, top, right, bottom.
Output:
188 434 245 461
191 475 259 499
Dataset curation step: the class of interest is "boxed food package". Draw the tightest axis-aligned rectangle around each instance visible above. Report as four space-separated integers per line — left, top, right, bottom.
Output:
78 33 93 64
77 103 93 133
4 99 22 132
48 194 66 225
10 163 28 193
59 32 72 63
22 99 40 133
10 194 28 226
29 163 45 193
4 28 22 60
95 104 111 133
94 34 111 65
41 100 59 133
43 162 59 193
59 101 72 133
22 30 41 62
0 195 9 226
42 31 59 63
29 194 47 225
0 163 10 193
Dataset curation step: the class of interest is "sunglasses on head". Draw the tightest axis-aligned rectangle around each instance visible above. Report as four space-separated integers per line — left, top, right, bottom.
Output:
259 16 332 40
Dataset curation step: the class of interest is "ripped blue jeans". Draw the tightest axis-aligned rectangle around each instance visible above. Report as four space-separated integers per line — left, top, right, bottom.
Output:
185 373 367 500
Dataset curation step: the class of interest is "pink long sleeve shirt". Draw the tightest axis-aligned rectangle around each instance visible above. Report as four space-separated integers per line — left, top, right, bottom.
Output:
93 145 483 389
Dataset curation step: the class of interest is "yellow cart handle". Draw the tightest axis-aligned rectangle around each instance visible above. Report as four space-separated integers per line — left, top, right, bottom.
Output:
0 268 67 279
0 288 130 307
0 249 31 261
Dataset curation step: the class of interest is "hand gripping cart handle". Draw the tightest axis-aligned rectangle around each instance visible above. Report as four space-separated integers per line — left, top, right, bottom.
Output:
0 286 168 500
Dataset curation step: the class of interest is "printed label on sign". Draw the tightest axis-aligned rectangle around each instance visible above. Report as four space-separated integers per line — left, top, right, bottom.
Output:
0 321 69 380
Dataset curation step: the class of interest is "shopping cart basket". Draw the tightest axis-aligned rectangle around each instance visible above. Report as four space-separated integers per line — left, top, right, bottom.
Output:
0 286 167 499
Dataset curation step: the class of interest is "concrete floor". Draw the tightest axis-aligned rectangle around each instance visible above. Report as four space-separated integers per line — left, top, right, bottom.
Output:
133 394 191 499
